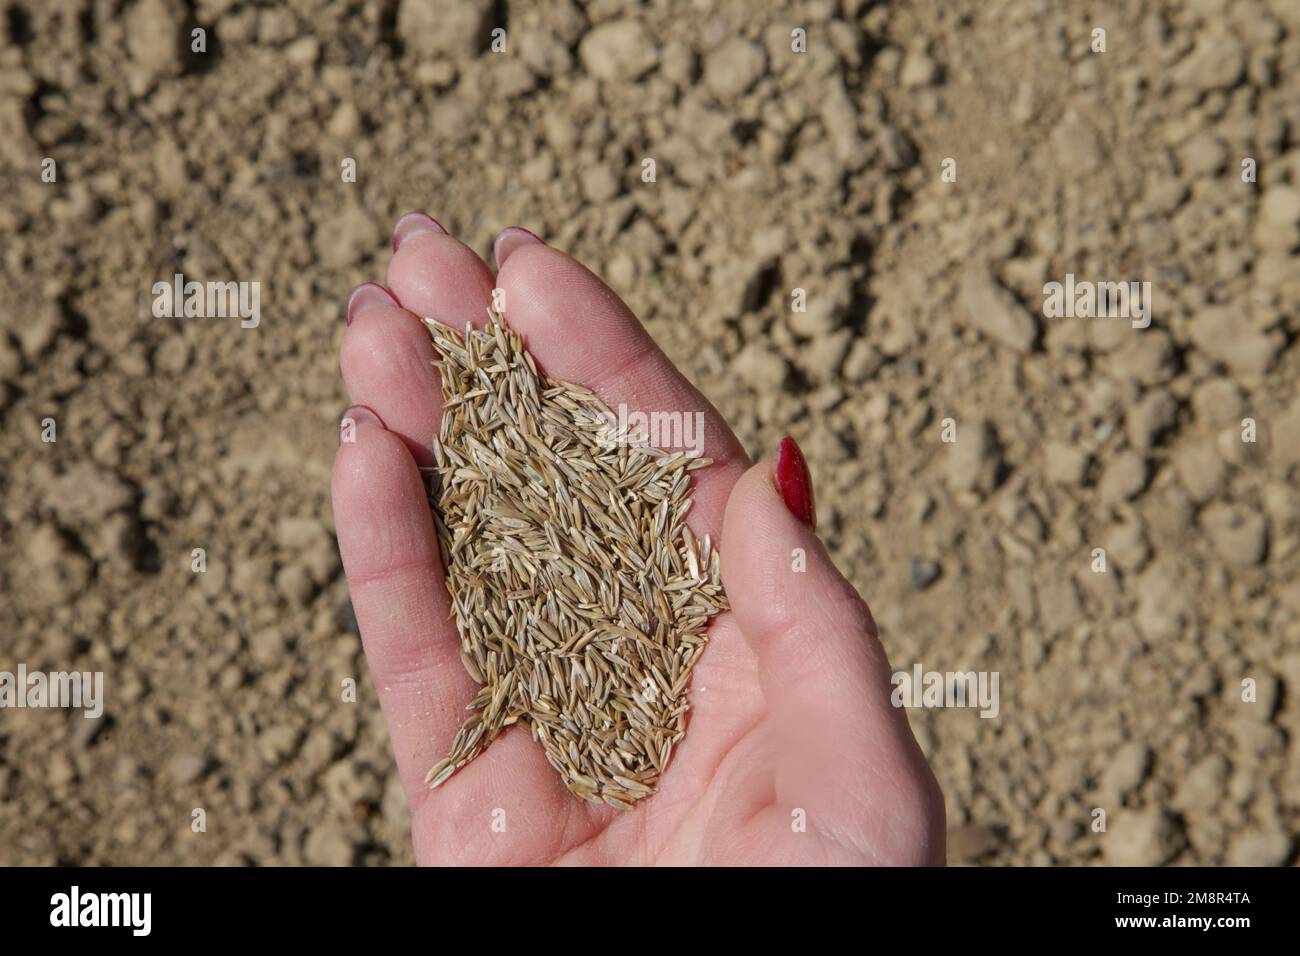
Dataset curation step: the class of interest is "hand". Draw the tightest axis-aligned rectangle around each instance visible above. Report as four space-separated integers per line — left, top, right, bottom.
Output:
332 214 945 865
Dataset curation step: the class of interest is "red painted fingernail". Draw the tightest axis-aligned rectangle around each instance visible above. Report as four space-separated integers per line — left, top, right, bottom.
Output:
774 436 816 530
346 283 399 325
338 404 385 446
493 226 544 270
393 211 448 252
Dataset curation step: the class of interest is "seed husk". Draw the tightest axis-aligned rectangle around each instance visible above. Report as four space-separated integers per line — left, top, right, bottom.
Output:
422 308 727 808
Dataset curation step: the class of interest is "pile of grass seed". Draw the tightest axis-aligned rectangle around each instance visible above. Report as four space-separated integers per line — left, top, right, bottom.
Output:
420 309 727 809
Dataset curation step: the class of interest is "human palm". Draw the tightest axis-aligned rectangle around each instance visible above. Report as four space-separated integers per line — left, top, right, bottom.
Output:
333 215 945 865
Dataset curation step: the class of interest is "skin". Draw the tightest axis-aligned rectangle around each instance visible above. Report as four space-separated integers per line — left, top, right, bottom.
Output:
332 222 946 865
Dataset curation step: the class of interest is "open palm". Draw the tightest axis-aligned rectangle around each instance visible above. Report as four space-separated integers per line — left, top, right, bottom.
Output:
332 215 945 865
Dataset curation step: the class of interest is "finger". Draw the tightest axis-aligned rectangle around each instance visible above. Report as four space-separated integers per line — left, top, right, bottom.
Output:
340 214 496 465
720 447 945 862
331 406 476 808
341 284 440 466
492 234 751 540
387 212 496 329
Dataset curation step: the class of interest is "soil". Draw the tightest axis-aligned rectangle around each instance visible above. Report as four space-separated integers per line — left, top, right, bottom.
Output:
1 0 1298 866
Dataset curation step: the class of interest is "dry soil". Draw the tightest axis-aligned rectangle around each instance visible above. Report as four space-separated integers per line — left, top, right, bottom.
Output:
1 0 1298 866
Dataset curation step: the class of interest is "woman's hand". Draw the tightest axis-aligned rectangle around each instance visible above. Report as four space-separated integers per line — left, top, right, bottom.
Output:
332 214 945 865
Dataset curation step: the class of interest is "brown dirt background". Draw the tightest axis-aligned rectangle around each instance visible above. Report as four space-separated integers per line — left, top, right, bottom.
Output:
1 0 1299 866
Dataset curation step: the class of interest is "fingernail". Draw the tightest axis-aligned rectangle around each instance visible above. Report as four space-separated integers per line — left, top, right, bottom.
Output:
774 436 816 530
346 283 399 325
339 404 385 446
392 211 448 252
493 226 544 270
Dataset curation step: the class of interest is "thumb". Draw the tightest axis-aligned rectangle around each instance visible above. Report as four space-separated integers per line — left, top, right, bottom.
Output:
721 438 944 860
721 437 895 721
